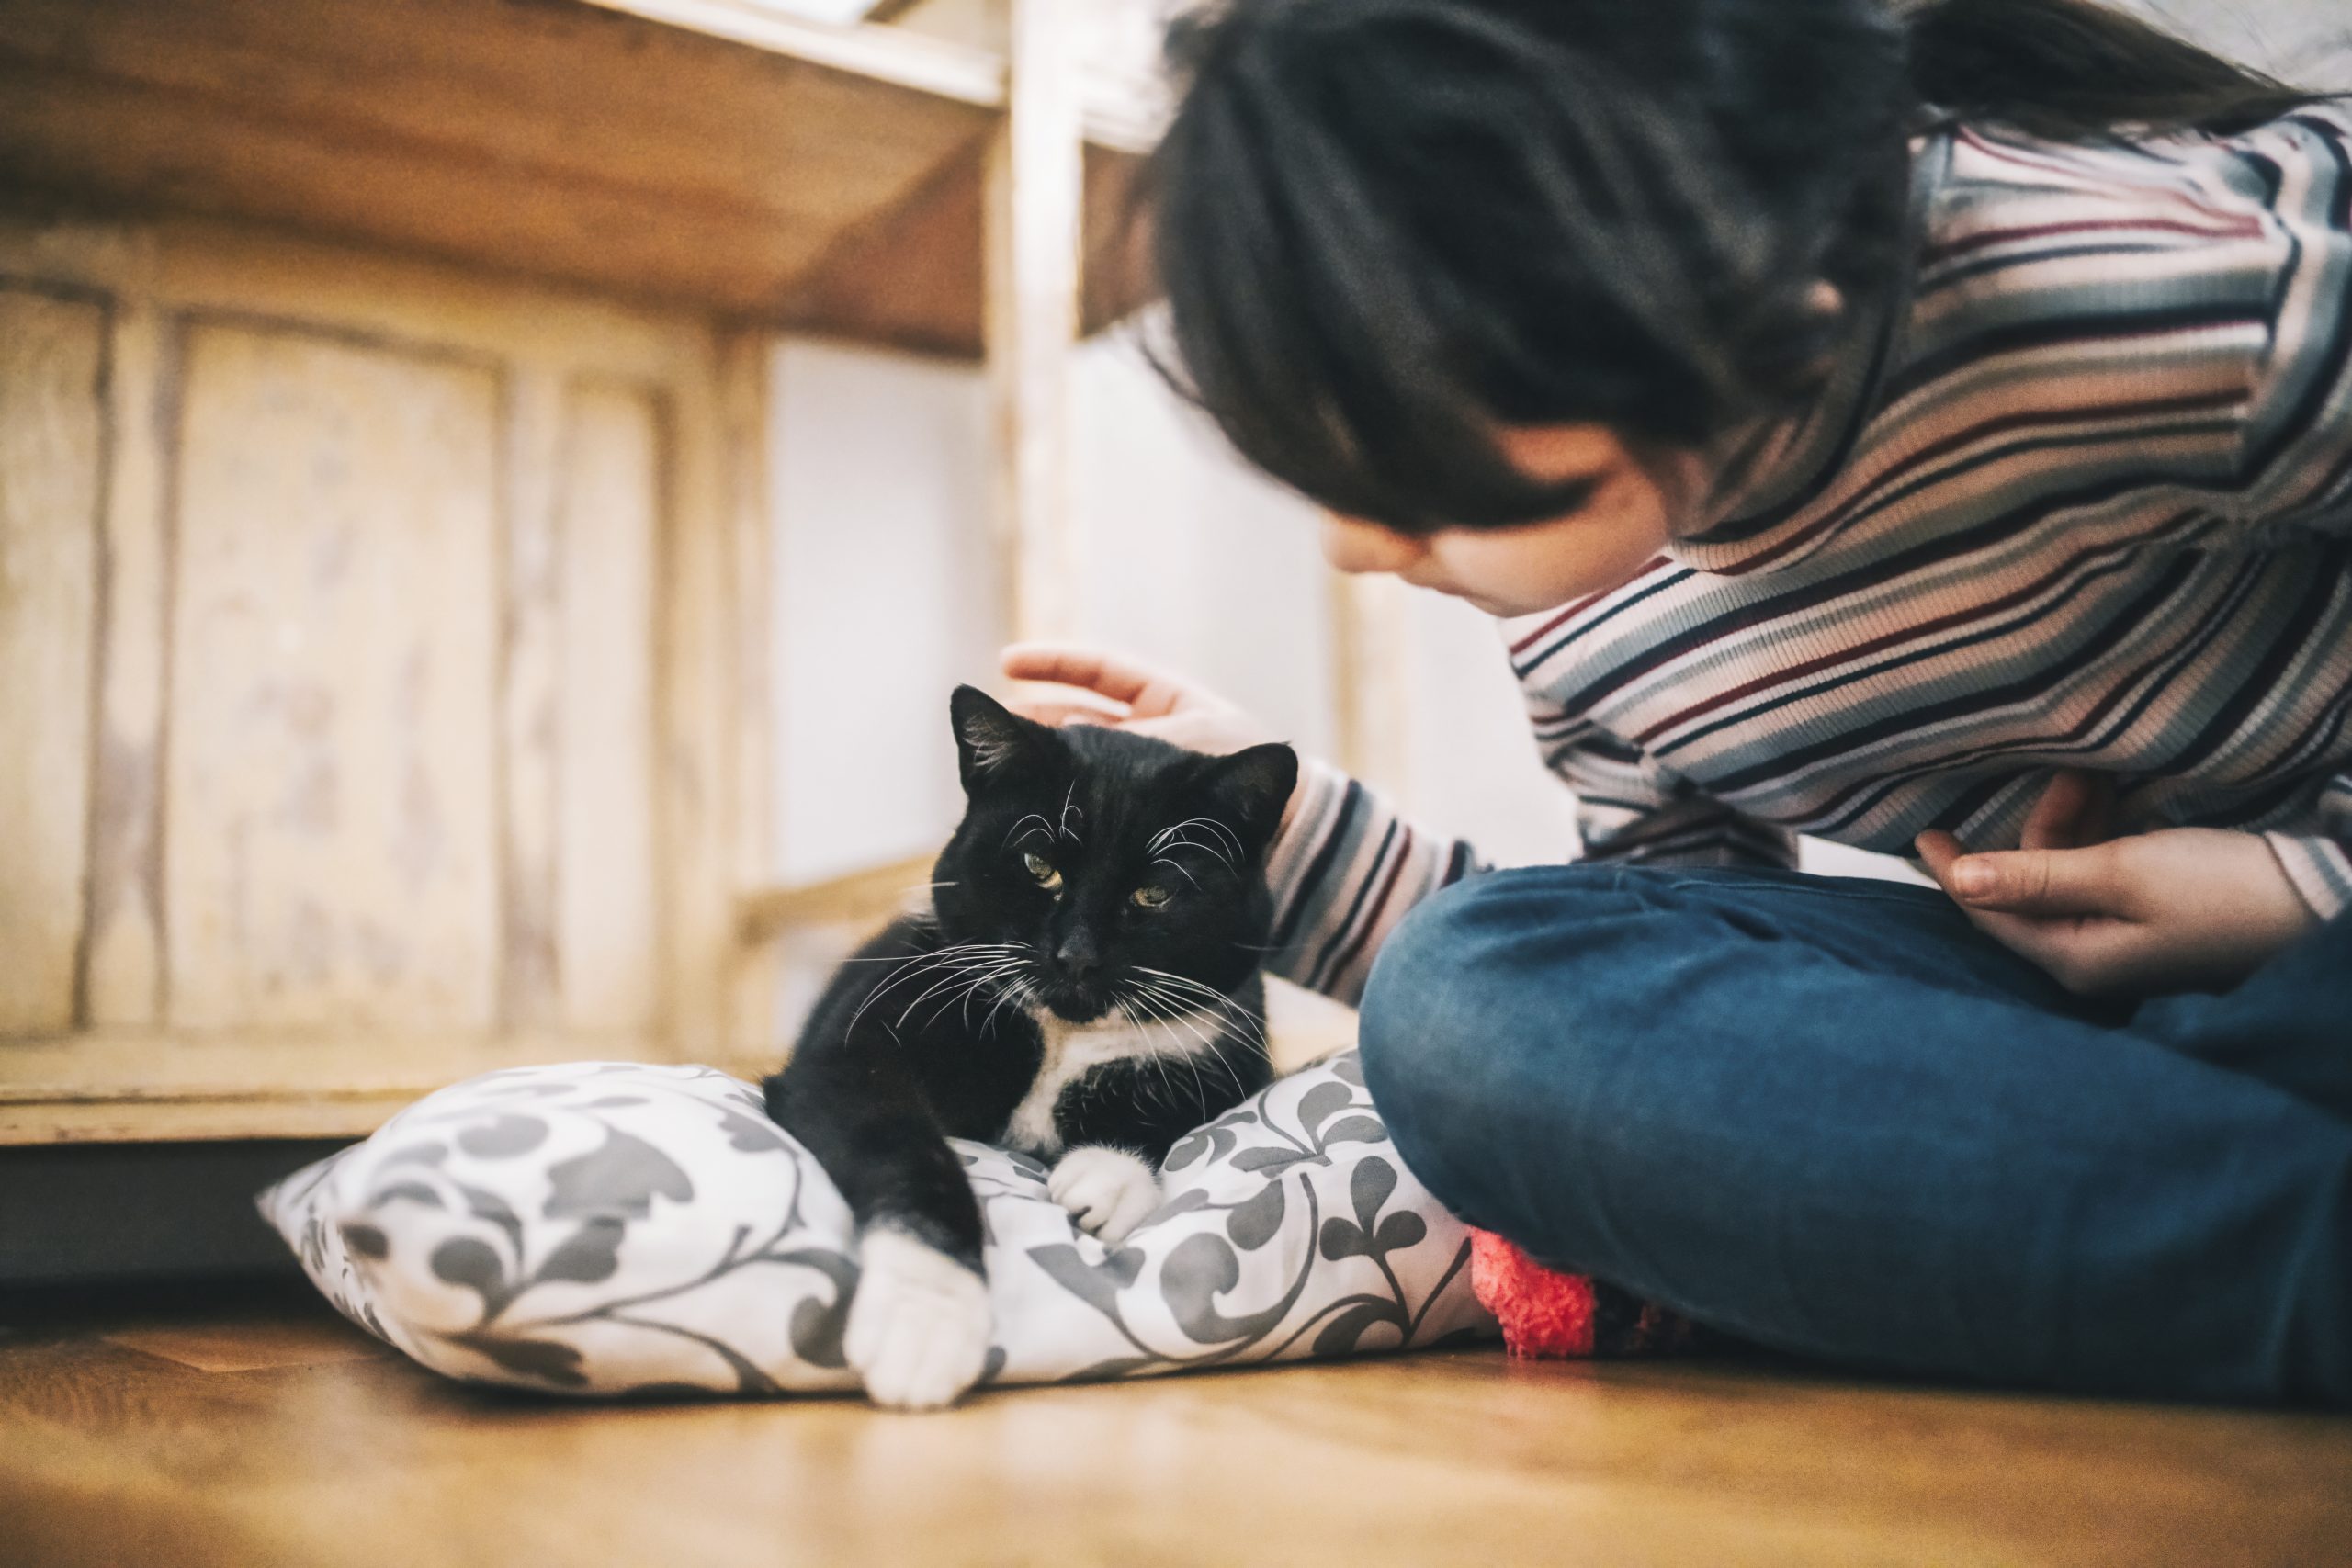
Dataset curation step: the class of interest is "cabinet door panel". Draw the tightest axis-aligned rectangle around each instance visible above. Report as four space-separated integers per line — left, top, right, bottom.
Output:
555 381 663 1034
165 322 501 1032
0 288 104 1036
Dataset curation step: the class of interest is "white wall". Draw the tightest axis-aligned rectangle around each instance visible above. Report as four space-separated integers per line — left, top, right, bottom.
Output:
770 339 1000 886
1070 331 1340 762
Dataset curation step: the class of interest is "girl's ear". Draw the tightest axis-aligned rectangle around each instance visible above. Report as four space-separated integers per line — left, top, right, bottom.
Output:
949 685 1058 795
1189 743 1299 857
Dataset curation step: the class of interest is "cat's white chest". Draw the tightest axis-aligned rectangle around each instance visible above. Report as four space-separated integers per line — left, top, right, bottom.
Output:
1004 1013 1168 1156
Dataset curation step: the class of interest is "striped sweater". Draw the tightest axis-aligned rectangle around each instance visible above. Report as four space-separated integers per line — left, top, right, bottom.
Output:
1266 107 2352 1006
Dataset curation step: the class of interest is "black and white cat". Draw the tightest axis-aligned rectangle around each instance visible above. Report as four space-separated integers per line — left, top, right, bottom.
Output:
764 685 1296 1409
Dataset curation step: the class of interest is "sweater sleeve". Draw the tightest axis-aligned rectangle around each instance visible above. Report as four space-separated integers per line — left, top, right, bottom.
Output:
2265 777 2352 923
1261 761 1485 1007
2224 110 2352 540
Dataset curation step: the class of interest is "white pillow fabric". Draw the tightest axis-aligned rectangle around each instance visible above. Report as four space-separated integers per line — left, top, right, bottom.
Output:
257 1050 1497 1397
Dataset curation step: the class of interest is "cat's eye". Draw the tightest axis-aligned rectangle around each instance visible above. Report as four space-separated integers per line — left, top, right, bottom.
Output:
1131 884 1170 909
1023 852 1062 892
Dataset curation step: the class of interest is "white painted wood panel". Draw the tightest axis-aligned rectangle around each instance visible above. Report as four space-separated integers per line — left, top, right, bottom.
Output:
83 299 171 1029
0 288 104 1035
556 380 663 1033
164 322 502 1032
497 367 566 1030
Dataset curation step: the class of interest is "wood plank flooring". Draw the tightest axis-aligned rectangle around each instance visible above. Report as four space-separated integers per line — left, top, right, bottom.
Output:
1 1279 2346 1566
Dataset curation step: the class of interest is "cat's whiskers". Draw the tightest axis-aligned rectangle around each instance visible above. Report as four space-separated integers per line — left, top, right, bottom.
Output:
1133 965 1265 1040
1111 988 1201 1105
977 969 1037 1039
1127 972 1266 1093
956 959 1029 1031
933 956 1035 1032
1127 984 1251 1108
831 937 1024 964
841 942 1031 1041
1109 996 1177 1103
1117 979 1227 1069
896 951 1036 1031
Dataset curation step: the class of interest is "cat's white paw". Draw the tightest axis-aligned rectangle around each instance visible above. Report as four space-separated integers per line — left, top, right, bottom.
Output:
844 1227 992 1411
1046 1145 1162 1245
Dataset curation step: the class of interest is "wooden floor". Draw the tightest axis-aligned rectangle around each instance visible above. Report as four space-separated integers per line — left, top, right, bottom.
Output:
1 1280 2346 1567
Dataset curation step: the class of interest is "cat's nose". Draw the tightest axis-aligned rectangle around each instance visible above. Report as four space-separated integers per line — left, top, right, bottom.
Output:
1055 930 1101 978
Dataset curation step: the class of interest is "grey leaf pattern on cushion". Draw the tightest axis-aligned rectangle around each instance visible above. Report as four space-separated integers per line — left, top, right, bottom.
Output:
544 1124 694 1219
715 1105 794 1155
1319 1115 1388 1148
1294 1080 1355 1138
537 1217 627 1285
455 1114 548 1158
367 1181 443 1210
783 1249 857 1370
257 1053 1509 1399
340 1222 389 1260
431 1235 515 1316
455 1183 525 1256
446 1328 587 1388
1223 1180 1287 1251
1029 1244 1149 1317
1313 1300 1399 1358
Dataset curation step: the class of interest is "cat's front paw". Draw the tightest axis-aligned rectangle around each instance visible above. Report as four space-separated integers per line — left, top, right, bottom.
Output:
845 1227 992 1411
1046 1145 1161 1244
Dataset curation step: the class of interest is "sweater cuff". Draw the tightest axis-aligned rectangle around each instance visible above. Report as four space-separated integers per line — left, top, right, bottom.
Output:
2263 832 2352 923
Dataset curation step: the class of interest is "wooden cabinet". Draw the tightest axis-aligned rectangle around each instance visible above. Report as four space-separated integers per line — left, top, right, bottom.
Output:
0 215 774 1140
0 0 1149 1144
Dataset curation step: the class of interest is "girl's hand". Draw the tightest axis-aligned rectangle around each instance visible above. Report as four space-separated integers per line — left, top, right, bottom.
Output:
998 644 1303 830
1915 771 2315 997
1000 646 1311 832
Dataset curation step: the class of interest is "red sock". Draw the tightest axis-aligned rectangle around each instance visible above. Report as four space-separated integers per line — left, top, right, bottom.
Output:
1468 1228 1598 1358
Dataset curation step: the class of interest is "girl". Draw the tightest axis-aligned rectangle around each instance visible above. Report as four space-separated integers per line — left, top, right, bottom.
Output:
1009 0 2352 1404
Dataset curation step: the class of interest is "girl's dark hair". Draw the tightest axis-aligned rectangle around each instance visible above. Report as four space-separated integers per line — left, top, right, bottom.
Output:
1145 0 2343 532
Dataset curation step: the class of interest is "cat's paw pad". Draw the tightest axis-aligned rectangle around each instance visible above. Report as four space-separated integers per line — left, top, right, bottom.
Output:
1046 1145 1161 1244
845 1228 992 1411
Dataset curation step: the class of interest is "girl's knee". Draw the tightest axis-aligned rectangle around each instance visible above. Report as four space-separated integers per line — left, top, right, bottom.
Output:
1356 868 1652 1198
1359 866 1655 1061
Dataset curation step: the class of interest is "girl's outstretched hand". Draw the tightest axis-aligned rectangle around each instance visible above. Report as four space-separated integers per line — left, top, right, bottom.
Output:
999 644 1304 831
1915 770 2314 997
999 644 1278 753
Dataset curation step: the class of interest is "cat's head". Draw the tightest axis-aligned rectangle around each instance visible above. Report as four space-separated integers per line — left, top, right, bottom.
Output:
932 685 1297 1026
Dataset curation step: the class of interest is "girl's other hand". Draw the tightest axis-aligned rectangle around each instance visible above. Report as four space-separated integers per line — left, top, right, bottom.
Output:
1915 770 2315 997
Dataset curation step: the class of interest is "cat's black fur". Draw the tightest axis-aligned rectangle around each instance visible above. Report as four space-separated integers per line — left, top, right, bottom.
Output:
763 686 1295 1280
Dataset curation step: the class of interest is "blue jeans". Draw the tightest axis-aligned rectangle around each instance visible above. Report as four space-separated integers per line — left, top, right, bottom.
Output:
1356 865 2352 1405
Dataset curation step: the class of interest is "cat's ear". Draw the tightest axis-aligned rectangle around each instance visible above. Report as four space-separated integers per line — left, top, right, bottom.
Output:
949 684 1057 794
1188 743 1299 856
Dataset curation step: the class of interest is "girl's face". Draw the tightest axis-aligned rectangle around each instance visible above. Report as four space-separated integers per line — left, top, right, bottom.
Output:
1319 425 1706 619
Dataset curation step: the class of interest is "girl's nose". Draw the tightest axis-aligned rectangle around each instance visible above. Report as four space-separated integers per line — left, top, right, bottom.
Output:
1320 513 1426 576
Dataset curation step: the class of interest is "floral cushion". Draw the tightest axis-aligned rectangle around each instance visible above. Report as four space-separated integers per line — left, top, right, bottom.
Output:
256 1050 1498 1397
